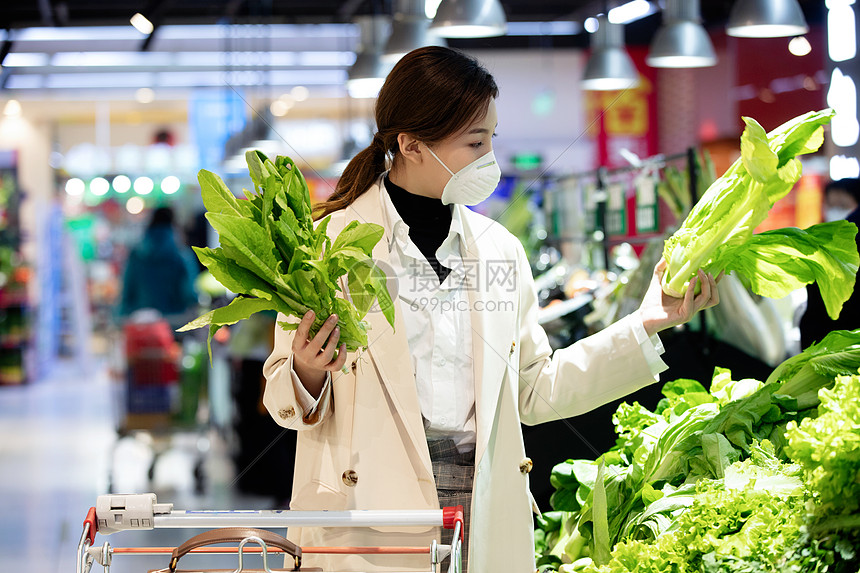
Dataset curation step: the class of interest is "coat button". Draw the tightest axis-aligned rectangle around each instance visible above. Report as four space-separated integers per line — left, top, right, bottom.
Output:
519 457 533 474
342 470 358 487
278 407 295 420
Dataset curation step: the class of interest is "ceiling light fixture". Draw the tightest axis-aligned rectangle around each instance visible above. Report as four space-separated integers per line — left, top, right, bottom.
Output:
581 15 640 91
608 0 656 25
384 0 446 63
647 0 717 68
130 13 154 35
347 15 392 99
727 0 808 38
3 99 22 116
788 35 812 56
429 0 507 39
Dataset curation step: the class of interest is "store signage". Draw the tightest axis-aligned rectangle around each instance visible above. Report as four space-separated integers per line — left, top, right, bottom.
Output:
606 182 627 236
511 152 543 172
635 175 659 234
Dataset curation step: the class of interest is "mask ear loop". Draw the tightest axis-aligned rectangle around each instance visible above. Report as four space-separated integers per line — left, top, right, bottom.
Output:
423 143 456 176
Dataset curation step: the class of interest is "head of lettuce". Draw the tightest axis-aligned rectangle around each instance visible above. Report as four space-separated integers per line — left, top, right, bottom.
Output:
662 109 859 320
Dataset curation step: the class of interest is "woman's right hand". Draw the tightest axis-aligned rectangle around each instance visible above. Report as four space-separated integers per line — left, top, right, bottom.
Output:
292 311 347 398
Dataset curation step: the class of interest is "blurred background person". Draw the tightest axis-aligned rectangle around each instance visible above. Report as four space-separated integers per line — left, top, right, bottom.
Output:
119 206 199 328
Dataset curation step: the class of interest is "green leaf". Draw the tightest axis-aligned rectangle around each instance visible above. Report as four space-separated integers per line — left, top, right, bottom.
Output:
271 209 303 266
179 295 276 332
767 328 860 391
179 295 278 360
277 156 312 226
662 378 708 398
700 384 779 451
207 212 283 287
768 108 835 166
331 220 385 257
331 296 368 351
700 432 740 479
304 259 340 294
724 220 859 320
549 487 581 512
639 482 664 506
346 260 395 327
198 169 252 218
327 246 369 281
192 246 275 299
245 149 273 189
740 116 778 183
314 215 331 254
591 460 611 566
345 259 377 317
290 269 322 312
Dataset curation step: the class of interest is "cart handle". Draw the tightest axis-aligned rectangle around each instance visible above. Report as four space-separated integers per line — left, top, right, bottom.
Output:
83 507 97 546
169 527 301 572
442 506 464 542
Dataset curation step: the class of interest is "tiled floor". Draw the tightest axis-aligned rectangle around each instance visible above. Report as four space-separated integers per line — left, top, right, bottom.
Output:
0 360 279 573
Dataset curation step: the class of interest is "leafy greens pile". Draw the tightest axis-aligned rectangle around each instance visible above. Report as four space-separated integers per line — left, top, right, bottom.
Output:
535 329 860 572
661 109 859 320
180 151 394 353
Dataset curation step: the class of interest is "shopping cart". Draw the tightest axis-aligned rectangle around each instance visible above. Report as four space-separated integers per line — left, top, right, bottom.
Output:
107 311 209 493
77 493 465 573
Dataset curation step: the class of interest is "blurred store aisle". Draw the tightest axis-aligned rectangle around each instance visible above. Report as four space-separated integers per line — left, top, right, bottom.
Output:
0 361 280 573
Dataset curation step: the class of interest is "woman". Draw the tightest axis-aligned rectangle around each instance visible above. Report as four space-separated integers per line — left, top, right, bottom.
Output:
263 46 719 571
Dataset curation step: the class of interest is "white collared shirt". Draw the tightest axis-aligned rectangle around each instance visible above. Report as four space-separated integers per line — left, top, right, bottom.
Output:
379 181 477 452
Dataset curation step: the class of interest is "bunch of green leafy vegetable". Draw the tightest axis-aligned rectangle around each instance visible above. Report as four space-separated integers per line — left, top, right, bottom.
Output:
180 151 394 354
535 330 860 571
785 373 860 520
574 442 815 573
661 109 859 320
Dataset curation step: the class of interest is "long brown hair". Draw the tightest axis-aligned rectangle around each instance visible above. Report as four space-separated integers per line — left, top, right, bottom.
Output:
315 46 499 218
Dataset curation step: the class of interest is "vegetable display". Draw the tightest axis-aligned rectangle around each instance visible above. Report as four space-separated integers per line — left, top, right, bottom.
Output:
535 330 860 572
180 151 394 354
661 109 859 320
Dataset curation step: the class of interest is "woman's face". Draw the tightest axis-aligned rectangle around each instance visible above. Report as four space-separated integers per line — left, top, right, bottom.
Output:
424 99 498 197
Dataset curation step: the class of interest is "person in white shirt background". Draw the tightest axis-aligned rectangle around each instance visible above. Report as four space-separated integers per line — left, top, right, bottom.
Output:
263 46 721 572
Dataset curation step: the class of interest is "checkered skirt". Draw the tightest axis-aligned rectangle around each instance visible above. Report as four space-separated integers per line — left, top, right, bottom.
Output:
428 439 475 572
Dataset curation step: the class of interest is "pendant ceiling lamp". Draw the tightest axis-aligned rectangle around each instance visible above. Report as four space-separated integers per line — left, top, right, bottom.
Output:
383 0 446 63
581 15 640 91
726 0 808 38
347 15 392 98
647 0 716 68
429 0 507 39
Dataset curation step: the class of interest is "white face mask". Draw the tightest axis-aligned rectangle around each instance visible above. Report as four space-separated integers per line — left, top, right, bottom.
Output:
425 145 501 206
825 207 853 222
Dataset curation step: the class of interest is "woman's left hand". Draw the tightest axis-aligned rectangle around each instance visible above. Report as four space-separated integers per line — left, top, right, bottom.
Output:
638 259 722 337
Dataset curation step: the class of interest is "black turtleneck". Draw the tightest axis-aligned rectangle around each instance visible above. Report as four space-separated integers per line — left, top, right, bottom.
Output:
385 175 452 284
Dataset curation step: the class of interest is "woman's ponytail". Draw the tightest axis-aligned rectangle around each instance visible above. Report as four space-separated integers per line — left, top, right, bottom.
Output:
314 133 389 219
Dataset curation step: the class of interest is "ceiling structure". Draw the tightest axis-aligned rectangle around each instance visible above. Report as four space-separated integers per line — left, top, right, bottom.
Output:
0 1 828 104
0 1 826 43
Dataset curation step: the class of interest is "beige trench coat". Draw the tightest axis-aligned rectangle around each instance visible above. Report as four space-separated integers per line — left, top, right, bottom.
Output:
262 180 661 571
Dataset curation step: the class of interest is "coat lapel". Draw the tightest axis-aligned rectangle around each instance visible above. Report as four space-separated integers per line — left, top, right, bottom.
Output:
340 183 433 479
458 206 519 465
